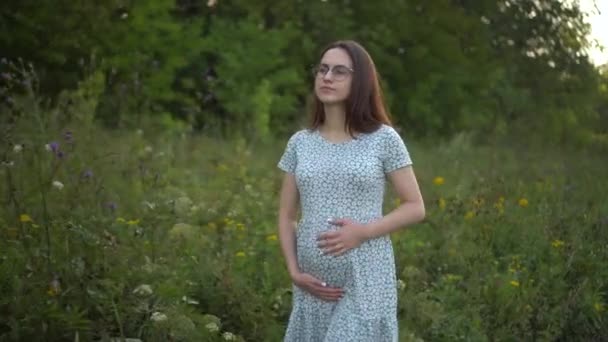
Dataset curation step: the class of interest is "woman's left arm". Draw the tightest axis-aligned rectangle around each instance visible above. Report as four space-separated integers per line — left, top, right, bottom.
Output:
318 166 424 256
364 165 425 239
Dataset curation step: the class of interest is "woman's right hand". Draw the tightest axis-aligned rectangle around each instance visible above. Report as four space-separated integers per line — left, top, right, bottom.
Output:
291 272 344 302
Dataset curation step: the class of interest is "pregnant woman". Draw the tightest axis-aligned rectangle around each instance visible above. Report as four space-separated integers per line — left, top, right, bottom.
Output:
276 40 426 341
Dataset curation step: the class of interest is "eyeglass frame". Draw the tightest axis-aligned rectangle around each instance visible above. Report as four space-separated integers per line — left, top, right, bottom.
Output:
311 63 354 82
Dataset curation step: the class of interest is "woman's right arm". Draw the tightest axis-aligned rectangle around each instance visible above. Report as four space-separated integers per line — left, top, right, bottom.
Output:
277 172 300 278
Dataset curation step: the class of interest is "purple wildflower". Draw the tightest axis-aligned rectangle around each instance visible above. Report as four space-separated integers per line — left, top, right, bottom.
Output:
56 150 65 159
48 141 60 153
82 169 93 179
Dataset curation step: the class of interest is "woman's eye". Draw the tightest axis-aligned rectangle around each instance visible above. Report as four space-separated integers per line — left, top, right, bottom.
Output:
334 67 348 75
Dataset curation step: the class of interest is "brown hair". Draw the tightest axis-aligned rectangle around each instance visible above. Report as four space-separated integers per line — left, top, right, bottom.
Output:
308 40 393 137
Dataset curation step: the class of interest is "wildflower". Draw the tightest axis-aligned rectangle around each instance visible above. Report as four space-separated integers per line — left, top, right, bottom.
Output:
82 169 93 179
464 211 475 220
126 219 140 226
236 223 245 231
1 160 14 167
595 302 605 312
205 322 220 333
46 141 59 153
393 197 401 207
143 146 153 153
518 198 529 207
551 239 565 248
150 312 168 322
222 332 236 341
438 197 446 210
397 279 406 291
235 251 246 257
52 180 64 190
433 176 445 186
13 144 23 153
132 284 153 296
19 214 33 223
509 280 520 287
182 295 199 305
266 234 278 241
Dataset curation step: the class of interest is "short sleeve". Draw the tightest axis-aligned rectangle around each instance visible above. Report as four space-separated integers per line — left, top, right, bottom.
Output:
277 131 300 173
381 126 413 173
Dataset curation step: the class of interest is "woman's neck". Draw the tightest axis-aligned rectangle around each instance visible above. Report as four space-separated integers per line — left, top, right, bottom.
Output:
322 103 347 133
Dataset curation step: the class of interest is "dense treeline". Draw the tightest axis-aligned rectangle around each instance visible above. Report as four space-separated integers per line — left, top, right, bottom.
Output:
1 0 607 145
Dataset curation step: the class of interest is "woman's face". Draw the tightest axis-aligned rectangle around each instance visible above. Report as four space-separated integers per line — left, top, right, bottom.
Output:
314 48 353 105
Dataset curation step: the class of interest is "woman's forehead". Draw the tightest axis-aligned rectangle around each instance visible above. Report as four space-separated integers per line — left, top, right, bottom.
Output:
321 48 352 67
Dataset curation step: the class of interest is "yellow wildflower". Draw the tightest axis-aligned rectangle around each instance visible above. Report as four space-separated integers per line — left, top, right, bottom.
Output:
433 176 445 186
116 217 126 223
236 223 245 231
464 211 475 220
551 239 565 248
393 197 401 207
19 214 33 223
266 234 278 241
438 198 446 210
518 198 529 207
235 251 246 257
126 219 140 226
510 280 520 287
595 302 604 312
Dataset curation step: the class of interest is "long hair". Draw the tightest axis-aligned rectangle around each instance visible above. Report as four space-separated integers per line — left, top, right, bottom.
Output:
308 40 393 137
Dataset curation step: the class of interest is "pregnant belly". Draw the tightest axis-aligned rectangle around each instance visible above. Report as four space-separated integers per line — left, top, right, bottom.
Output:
295 220 353 288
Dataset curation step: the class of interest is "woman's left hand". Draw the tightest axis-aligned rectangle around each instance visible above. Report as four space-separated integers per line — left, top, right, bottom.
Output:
317 218 368 256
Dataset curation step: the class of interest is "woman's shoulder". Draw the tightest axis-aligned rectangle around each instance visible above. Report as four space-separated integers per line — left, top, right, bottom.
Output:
368 123 400 139
284 127 314 145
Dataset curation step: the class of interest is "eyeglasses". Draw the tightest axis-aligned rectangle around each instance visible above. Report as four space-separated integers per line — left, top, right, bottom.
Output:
312 64 354 82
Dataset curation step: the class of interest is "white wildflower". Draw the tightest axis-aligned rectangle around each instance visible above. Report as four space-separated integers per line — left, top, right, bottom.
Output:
397 279 406 291
150 311 168 322
222 332 236 340
132 284 153 296
1 161 14 167
181 295 199 305
52 180 64 190
205 322 219 333
13 144 23 153
44 144 52 151
144 146 153 153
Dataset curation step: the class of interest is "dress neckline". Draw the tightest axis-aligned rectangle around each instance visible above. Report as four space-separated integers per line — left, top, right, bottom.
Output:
314 128 365 146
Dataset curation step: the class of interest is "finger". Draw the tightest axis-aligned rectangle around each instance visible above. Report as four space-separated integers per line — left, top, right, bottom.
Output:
313 289 344 301
317 237 340 248
324 243 344 255
317 231 339 240
312 283 344 296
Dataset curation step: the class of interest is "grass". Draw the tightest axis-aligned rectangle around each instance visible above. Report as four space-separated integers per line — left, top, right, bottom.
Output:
0 102 607 341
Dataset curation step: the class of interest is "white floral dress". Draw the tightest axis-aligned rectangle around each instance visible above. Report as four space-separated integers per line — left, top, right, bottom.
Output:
277 124 413 342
